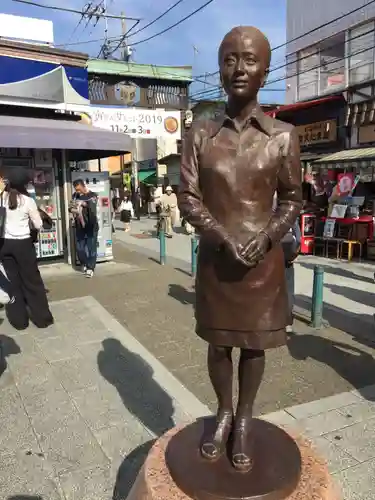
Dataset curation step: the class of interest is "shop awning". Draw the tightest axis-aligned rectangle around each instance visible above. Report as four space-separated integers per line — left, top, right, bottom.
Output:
138 170 156 185
266 95 345 117
313 148 375 164
0 115 132 161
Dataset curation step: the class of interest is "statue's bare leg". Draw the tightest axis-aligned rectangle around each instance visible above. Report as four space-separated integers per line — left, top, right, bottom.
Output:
201 344 234 460
232 348 265 472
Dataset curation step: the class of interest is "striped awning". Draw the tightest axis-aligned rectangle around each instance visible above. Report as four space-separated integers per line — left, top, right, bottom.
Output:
312 147 375 168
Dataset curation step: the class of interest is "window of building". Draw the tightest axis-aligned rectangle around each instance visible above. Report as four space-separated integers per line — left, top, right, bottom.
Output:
297 46 319 100
349 21 375 85
297 32 346 100
319 32 346 93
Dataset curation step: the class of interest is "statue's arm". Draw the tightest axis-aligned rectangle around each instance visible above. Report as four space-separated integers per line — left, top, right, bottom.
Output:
178 124 229 246
262 127 303 244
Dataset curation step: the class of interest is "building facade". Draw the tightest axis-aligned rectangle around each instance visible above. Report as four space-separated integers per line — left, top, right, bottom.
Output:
87 59 192 192
286 0 375 104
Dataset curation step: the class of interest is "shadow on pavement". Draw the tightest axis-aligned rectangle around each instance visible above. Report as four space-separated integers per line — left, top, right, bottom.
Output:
8 497 43 500
112 440 156 500
287 331 375 400
298 261 375 285
168 283 195 305
0 334 21 375
97 338 175 499
326 284 374 309
295 294 375 345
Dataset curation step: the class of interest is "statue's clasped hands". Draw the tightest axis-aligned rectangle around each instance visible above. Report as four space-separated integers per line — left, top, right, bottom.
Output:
224 232 270 268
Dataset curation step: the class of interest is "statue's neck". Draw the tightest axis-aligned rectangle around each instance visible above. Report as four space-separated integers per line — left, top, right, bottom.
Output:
226 98 258 127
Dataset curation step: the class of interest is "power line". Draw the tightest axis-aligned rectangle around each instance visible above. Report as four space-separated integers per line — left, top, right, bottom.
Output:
189 25 375 100
191 40 375 103
11 0 141 20
129 0 216 47
127 0 186 39
63 2 93 48
197 0 375 78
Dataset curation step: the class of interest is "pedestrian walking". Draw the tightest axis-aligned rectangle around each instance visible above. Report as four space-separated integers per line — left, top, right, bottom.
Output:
159 186 178 238
0 169 53 330
282 220 301 333
69 179 99 278
118 194 134 232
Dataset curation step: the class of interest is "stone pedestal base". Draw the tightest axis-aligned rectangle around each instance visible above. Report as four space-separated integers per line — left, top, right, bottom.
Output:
126 421 340 500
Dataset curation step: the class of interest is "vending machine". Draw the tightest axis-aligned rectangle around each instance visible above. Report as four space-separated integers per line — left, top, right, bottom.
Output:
29 166 62 259
300 213 316 254
71 171 113 262
0 154 63 260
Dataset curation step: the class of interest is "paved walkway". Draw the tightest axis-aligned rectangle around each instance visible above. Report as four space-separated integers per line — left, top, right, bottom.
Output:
114 217 375 342
1 297 375 499
0 296 208 500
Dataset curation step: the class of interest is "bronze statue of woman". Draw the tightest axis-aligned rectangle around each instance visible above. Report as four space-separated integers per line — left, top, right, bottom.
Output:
178 26 302 472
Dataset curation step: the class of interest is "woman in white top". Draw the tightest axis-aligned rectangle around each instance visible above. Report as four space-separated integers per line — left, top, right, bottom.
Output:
0 169 53 330
118 194 134 232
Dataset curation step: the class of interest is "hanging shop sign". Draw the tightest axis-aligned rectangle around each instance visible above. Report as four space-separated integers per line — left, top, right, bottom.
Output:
358 124 375 144
79 107 181 140
89 80 141 106
295 120 337 147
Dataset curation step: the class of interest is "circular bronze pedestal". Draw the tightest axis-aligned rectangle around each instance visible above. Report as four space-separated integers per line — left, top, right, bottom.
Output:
166 417 302 500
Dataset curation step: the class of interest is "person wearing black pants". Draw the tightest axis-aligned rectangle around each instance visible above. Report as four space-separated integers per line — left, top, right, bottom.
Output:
0 238 53 329
0 168 53 330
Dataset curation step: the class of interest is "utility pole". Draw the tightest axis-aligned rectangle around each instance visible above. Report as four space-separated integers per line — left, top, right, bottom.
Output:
121 12 127 61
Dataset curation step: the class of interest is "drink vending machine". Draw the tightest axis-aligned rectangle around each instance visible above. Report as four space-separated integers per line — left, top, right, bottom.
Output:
300 213 316 254
71 171 113 262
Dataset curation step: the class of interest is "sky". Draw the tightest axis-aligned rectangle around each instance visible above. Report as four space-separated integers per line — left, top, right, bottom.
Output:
1 0 287 103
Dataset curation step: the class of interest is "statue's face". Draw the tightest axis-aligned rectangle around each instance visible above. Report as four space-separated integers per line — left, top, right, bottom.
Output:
219 28 270 101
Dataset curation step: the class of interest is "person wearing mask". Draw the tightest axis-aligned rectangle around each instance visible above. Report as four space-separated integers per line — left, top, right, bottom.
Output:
118 194 134 232
0 169 53 330
69 179 98 278
160 186 178 238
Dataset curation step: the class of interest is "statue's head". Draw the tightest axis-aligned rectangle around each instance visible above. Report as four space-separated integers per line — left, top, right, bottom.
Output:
219 26 271 102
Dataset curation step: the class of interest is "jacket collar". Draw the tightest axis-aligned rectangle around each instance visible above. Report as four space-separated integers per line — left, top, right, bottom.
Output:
208 102 274 138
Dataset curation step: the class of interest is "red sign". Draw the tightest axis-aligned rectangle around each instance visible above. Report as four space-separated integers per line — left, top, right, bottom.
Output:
337 173 354 195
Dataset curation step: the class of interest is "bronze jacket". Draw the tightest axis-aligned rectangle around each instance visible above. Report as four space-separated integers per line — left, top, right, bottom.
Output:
178 104 302 346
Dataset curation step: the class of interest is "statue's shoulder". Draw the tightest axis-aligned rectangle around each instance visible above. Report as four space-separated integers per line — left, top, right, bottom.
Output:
268 116 296 136
187 117 223 138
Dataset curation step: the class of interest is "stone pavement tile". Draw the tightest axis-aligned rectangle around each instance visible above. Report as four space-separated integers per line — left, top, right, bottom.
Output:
36 336 84 363
286 391 361 419
1 332 38 355
333 457 375 500
337 399 375 424
324 418 375 463
38 417 109 475
260 410 299 428
58 464 114 500
296 409 355 438
0 387 40 456
94 420 153 463
70 385 129 431
51 357 104 393
312 436 360 474
0 368 15 390
0 451 62 500
22 391 81 437
12 358 65 397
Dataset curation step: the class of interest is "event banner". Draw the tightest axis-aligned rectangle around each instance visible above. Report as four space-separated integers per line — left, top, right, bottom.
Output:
79 107 181 140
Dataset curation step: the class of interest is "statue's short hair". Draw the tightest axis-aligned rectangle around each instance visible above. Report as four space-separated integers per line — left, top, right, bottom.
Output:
218 26 271 68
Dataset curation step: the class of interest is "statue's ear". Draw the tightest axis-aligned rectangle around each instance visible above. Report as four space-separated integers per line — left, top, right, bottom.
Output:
261 68 269 88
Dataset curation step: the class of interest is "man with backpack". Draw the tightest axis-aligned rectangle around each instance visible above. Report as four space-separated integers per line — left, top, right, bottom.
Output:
69 179 99 278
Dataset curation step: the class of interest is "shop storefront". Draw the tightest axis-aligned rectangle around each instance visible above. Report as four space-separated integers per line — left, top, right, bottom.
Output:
300 148 375 259
0 115 132 264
